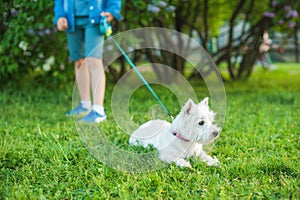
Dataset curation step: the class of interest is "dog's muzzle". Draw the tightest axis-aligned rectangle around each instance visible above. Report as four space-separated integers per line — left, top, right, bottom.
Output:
210 125 220 139
212 131 219 137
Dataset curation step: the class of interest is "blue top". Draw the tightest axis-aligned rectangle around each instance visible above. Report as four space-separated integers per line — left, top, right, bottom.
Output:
74 0 89 16
53 0 123 32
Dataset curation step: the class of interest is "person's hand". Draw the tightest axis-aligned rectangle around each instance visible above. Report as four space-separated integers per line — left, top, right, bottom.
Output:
57 17 68 31
101 12 114 22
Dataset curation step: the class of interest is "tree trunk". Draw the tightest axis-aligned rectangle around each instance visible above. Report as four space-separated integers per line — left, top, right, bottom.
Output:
225 0 246 80
294 24 299 63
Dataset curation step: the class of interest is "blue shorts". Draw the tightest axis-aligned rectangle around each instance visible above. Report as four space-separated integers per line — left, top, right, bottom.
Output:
67 17 104 61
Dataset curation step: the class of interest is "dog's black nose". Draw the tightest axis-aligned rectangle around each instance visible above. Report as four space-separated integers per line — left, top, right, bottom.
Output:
212 131 219 137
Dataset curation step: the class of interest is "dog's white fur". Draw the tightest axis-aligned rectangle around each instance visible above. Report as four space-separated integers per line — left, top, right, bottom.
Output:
129 98 220 168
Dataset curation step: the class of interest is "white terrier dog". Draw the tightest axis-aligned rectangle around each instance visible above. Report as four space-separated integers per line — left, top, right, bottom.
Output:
129 98 220 168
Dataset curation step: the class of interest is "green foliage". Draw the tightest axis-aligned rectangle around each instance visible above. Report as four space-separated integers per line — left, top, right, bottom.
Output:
122 0 231 36
268 0 299 34
0 0 299 85
122 0 300 80
0 64 299 198
0 0 72 86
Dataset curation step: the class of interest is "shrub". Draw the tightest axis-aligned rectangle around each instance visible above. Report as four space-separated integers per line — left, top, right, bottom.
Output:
0 0 72 88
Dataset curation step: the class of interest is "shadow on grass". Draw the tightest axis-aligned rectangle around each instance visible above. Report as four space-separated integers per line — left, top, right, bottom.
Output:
257 161 299 179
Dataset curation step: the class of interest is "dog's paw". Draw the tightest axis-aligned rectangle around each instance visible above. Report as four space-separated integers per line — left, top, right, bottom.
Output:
206 156 219 167
175 159 192 168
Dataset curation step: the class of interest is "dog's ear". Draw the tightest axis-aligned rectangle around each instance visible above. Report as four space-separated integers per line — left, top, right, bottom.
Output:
183 99 194 115
199 97 209 106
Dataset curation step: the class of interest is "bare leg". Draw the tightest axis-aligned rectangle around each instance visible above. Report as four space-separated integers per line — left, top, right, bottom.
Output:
86 57 106 107
75 59 90 102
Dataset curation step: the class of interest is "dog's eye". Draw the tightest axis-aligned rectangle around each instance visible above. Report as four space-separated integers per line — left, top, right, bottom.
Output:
199 120 205 125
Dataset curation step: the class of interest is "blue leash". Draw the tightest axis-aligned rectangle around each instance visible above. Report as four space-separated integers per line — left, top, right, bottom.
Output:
100 17 173 121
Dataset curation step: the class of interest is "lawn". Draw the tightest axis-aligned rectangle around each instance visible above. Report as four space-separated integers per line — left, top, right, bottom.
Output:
0 63 299 199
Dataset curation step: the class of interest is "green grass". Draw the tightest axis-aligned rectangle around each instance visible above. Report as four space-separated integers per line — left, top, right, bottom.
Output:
1 63 299 199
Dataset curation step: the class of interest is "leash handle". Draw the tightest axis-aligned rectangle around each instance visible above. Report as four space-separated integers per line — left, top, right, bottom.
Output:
100 16 112 37
100 17 174 121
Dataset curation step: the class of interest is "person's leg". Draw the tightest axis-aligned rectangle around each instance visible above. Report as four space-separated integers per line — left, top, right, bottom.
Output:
75 59 91 104
85 24 105 115
79 23 106 122
66 24 91 115
79 58 106 122
264 52 276 70
260 53 267 69
86 57 106 110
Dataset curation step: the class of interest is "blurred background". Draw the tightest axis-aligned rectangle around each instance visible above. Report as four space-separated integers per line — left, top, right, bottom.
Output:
0 0 299 88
